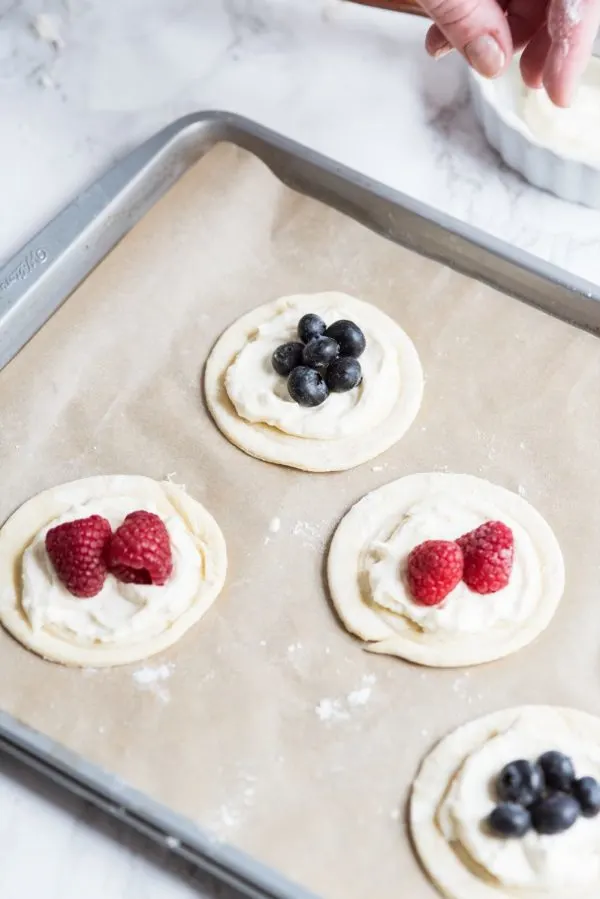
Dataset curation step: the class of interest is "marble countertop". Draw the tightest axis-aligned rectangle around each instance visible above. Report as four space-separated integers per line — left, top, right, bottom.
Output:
3 0 600 284
1 1 599 897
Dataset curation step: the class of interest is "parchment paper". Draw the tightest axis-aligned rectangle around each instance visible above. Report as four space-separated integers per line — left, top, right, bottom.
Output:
0 144 600 899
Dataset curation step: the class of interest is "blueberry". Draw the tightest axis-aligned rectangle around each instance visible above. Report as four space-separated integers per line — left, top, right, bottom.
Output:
487 803 531 838
272 342 304 377
496 760 544 806
531 792 580 835
326 357 362 393
287 366 328 407
325 320 366 358
538 751 576 793
302 336 339 369
298 314 326 344
573 776 600 818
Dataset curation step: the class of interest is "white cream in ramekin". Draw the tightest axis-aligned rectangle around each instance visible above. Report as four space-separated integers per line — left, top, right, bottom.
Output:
469 50 600 208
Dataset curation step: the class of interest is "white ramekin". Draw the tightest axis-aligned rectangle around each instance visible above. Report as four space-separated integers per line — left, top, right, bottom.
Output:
468 62 600 209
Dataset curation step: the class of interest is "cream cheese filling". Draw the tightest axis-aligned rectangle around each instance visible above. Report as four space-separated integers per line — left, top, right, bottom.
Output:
224 300 400 440
365 491 539 637
21 495 203 646
521 58 600 167
439 711 600 891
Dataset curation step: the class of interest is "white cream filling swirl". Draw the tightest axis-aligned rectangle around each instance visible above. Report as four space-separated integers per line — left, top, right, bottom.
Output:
224 300 400 440
439 711 600 891
366 492 539 637
21 495 202 646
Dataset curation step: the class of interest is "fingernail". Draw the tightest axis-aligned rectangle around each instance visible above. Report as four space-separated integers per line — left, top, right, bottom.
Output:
433 43 452 60
464 35 505 78
427 31 452 59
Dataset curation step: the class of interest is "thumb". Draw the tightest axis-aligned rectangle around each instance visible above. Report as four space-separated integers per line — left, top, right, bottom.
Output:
421 0 513 79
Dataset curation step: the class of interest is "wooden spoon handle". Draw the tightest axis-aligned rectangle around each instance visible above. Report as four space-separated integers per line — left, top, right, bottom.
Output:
344 0 429 16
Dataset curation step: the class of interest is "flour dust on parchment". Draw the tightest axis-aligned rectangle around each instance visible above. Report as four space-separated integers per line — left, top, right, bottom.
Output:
292 519 325 549
206 771 259 841
315 674 377 723
205 672 379 841
132 662 175 703
263 515 282 546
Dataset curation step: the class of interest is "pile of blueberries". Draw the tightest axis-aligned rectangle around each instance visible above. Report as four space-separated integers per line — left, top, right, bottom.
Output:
271 313 366 407
488 750 600 837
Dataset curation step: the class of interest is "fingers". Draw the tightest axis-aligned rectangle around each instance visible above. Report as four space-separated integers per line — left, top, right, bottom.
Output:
544 0 600 105
423 0 598 107
520 26 552 88
427 0 545 71
505 0 549 51
425 24 454 58
422 0 513 78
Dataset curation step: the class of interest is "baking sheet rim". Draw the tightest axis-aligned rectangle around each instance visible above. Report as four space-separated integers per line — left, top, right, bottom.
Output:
0 111 599 899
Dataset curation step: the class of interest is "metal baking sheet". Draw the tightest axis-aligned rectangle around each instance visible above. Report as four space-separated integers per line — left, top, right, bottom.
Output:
2 111 600 378
0 112 600 899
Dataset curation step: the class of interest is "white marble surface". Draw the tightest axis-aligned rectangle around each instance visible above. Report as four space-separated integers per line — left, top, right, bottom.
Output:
1 1 600 897
0 751 229 898
2 0 600 282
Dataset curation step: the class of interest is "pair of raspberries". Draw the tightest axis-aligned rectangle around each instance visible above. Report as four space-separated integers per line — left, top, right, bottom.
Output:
406 521 514 606
45 511 173 599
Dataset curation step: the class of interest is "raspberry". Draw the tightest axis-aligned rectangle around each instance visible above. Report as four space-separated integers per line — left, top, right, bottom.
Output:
108 511 173 586
406 540 464 606
457 521 514 594
45 515 112 599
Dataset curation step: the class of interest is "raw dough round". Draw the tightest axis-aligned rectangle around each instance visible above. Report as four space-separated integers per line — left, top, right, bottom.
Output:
0 476 227 667
410 706 600 899
204 292 423 472
327 473 564 667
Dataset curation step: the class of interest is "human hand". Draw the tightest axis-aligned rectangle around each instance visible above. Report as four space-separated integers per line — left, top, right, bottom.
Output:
420 0 600 106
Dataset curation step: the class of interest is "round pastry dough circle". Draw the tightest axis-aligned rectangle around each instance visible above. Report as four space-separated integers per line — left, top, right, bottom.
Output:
0 476 227 667
410 706 600 899
204 292 424 472
327 472 564 667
